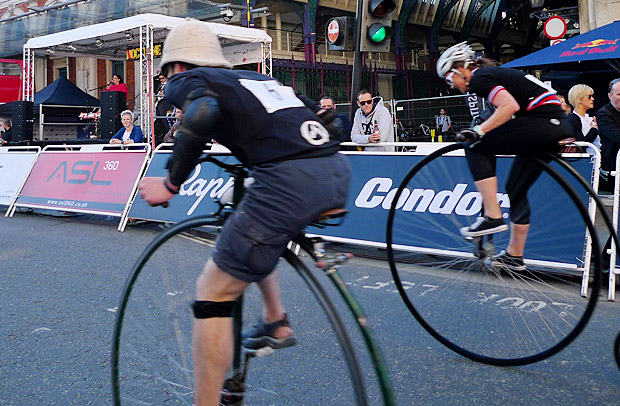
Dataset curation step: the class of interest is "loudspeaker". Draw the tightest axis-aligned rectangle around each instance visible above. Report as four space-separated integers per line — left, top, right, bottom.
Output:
12 101 34 142
100 91 126 139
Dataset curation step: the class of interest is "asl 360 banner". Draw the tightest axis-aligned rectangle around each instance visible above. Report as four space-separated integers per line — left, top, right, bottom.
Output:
14 151 147 215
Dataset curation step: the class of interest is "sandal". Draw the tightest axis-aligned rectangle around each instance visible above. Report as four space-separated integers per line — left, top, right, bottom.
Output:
241 313 297 350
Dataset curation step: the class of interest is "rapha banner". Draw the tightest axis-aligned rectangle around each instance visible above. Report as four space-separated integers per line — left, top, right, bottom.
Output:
14 150 147 215
310 153 594 267
128 152 239 223
0 148 39 206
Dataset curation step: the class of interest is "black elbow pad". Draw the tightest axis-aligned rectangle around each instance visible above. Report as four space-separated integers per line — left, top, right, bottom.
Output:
166 93 221 186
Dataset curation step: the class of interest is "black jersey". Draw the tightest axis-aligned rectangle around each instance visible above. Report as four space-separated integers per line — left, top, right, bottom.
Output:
164 68 340 166
469 67 563 118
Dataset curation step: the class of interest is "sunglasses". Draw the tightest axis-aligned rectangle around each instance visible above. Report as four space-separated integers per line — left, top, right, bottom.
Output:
587 94 594 99
358 99 373 106
445 71 455 87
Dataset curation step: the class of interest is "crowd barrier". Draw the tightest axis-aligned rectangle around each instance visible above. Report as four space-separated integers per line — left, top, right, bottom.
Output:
1 141 608 298
4 143 151 231
0 146 40 206
608 150 620 300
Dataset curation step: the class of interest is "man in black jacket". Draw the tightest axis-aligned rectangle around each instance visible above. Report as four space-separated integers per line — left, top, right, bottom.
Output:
598 78 620 192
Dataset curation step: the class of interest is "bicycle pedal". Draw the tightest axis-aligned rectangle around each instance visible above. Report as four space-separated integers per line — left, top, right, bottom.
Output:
246 346 275 358
316 253 353 269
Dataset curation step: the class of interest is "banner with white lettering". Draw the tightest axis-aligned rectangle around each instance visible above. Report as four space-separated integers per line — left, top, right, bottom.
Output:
310 153 593 266
0 147 39 206
128 152 239 222
13 150 148 215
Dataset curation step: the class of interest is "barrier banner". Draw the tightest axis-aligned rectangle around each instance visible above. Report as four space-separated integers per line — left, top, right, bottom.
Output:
14 150 147 215
128 152 239 223
128 150 593 267
310 153 593 267
0 147 39 206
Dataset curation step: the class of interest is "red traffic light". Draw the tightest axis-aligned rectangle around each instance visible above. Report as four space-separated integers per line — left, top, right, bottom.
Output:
369 0 396 17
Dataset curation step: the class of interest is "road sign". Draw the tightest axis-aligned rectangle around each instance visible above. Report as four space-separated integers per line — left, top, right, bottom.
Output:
544 16 567 40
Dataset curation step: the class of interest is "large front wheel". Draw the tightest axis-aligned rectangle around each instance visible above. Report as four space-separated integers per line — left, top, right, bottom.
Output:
386 143 601 366
111 217 369 405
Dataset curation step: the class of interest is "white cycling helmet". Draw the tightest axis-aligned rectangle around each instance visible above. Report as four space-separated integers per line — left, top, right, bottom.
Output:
436 41 475 78
160 20 233 73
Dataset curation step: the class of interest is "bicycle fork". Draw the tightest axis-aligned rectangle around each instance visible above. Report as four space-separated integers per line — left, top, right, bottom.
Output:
300 236 397 406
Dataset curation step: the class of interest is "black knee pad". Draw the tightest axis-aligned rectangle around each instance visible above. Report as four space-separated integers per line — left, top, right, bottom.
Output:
192 300 235 319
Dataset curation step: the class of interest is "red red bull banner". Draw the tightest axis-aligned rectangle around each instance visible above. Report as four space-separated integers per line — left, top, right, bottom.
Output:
560 38 619 57
504 21 620 70
13 149 148 215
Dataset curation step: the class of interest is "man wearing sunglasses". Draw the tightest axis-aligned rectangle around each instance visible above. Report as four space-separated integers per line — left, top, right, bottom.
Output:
598 78 620 193
350 89 395 151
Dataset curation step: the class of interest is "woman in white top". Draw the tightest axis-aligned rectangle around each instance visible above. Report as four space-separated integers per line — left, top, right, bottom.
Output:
567 84 600 148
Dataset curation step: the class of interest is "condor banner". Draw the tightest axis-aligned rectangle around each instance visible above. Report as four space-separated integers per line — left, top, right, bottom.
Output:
309 152 594 267
128 151 240 223
11 147 148 216
130 149 594 267
0 147 40 206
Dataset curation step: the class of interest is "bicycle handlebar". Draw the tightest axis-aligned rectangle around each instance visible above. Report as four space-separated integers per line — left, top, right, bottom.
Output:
196 154 245 173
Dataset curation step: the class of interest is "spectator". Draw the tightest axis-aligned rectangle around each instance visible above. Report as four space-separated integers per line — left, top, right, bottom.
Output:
155 73 174 144
598 78 620 192
435 108 452 141
163 108 182 143
1 121 12 144
350 89 395 151
567 84 600 148
320 96 352 143
557 94 571 115
105 74 129 96
110 110 143 145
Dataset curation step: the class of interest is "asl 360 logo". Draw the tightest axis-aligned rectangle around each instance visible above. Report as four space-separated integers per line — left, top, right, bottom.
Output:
46 160 114 185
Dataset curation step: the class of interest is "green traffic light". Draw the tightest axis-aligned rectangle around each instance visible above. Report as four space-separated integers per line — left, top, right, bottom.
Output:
370 27 387 42
368 23 391 44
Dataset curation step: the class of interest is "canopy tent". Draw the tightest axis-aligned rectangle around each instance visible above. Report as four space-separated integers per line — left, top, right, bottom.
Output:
34 76 99 106
503 20 620 72
22 13 272 145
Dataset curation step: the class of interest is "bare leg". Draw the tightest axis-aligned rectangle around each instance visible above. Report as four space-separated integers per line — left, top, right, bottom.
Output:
506 223 529 257
474 177 502 219
193 258 248 406
256 270 293 338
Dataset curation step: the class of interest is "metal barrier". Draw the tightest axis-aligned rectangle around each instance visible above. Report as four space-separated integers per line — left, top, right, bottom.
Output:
7 143 151 231
608 149 620 300
336 94 473 144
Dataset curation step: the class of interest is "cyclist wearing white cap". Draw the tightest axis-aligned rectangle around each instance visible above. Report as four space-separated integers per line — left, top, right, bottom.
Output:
139 20 350 405
437 42 572 271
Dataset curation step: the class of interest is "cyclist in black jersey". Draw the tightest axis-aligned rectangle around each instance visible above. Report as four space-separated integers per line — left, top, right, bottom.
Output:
436 42 573 271
138 21 350 406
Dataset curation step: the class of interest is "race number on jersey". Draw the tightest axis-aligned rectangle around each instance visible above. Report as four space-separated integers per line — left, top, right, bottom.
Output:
239 79 305 113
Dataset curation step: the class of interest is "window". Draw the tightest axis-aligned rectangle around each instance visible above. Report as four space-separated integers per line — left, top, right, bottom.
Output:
112 60 125 81
58 67 67 78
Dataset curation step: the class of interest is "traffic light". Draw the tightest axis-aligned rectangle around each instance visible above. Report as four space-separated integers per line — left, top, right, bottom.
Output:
360 0 396 52
326 17 354 51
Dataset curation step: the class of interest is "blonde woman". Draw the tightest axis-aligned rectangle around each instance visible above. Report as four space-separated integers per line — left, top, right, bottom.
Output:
568 84 599 147
110 110 143 145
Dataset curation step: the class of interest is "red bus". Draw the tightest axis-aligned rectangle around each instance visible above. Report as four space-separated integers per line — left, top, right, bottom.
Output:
0 59 23 103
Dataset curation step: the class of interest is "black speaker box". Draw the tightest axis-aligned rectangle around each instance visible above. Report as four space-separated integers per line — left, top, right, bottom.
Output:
12 101 34 142
100 91 127 139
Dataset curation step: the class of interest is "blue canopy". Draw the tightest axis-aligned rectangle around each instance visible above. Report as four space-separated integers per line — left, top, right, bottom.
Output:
504 21 620 72
34 75 100 106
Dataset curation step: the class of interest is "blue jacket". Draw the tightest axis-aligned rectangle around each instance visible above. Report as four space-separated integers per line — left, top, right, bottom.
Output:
112 126 143 143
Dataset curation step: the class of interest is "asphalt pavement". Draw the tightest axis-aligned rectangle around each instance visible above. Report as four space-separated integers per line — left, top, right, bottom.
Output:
1 209 619 405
